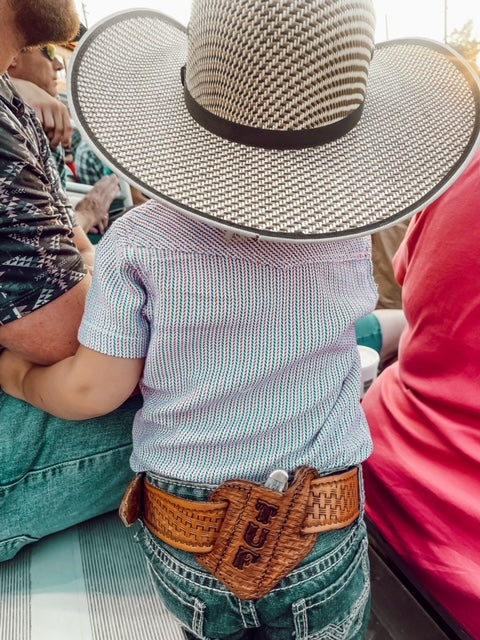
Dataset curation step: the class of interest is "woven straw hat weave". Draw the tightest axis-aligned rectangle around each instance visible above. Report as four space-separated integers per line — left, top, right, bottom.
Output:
68 0 480 241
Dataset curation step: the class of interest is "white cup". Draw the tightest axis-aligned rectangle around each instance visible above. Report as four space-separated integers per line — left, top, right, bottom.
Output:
357 345 380 398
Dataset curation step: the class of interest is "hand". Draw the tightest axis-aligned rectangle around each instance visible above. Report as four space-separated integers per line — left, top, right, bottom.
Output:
0 349 35 401
10 78 73 149
74 175 121 234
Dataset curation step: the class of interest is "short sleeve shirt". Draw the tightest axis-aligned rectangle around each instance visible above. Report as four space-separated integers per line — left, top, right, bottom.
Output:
79 202 377 484
0 74 87 326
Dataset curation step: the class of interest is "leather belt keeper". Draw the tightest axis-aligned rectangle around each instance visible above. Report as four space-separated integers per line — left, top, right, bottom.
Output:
120 466 360 600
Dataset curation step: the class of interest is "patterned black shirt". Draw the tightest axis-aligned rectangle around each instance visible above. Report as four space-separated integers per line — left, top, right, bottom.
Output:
0 74 87 326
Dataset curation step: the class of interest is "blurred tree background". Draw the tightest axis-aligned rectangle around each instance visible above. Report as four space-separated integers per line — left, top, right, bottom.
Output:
448 20 480 73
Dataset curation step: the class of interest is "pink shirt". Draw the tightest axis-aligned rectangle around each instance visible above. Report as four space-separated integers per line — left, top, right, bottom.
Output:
363 151 480 638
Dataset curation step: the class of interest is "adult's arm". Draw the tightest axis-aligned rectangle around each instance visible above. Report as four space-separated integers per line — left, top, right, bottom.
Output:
0 275 92 365
9 77 73 149
0 80 92 365
372 308 407 365
74 174 121 235
72 225 95 273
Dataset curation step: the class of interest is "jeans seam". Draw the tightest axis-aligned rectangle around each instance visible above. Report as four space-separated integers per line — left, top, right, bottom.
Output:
304 537 368 608
148 558 198 609
293 598 307 639
192 598 206 636
147 472 219 492
238 599 260 629
307 552 370 640
143 527 231 595
272 524 360 594
0 535 37 548
0 444 132 496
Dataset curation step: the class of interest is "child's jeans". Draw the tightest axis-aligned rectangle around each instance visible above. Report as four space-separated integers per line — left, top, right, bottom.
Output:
134 469 371 640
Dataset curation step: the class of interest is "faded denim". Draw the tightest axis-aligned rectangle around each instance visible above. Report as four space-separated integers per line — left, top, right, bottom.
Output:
0 391 141 562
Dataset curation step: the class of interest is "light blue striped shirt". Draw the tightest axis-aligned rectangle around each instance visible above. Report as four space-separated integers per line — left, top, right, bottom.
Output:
79 202 377 483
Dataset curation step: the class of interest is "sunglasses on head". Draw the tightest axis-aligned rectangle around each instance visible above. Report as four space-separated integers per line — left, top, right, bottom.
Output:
41 44 57 61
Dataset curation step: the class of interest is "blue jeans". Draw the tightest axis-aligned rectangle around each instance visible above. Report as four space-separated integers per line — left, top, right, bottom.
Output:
135 470 371 640
0 391 141 562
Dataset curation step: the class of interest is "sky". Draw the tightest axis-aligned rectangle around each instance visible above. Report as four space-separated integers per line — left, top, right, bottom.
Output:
75 0 480 41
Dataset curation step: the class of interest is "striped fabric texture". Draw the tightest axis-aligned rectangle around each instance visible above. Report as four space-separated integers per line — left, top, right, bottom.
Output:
79 202 377 483
0 513 185 640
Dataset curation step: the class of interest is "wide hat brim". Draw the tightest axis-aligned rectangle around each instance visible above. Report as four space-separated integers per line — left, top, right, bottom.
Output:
68 9 480 242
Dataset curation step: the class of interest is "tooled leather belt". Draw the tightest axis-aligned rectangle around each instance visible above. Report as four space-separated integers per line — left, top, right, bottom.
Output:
120 466 360 600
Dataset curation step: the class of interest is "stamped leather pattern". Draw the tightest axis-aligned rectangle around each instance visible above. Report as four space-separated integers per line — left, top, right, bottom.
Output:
195 467 319 600
119 468 360 599
143 485 228 553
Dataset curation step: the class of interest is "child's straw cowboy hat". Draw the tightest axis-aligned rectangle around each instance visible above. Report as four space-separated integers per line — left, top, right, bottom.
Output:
69 0 480 241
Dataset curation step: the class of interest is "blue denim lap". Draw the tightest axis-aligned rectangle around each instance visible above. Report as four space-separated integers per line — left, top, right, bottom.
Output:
134 473 371 640
0 391 141 562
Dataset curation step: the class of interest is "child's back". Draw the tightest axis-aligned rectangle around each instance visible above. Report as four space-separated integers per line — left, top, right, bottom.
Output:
81 202 377 483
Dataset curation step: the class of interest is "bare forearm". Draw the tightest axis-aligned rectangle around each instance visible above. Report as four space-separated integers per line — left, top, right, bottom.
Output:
0 277 91 365
0 346 144 419
74 175 121 235
5 345 145 420
10 78 73 149
72 225 95 273
22 357 123 419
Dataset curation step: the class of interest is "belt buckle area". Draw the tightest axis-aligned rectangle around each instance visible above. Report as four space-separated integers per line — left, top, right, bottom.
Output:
195 466 320 600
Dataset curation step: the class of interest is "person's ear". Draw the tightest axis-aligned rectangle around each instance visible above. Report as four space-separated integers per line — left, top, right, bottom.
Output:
8 57 18 70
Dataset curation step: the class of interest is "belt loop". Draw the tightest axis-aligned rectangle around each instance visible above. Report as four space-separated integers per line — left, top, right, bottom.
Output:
119 473 144 527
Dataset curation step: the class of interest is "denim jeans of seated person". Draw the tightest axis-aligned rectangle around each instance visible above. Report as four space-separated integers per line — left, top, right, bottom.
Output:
135 471 371 640
0 390 142 562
